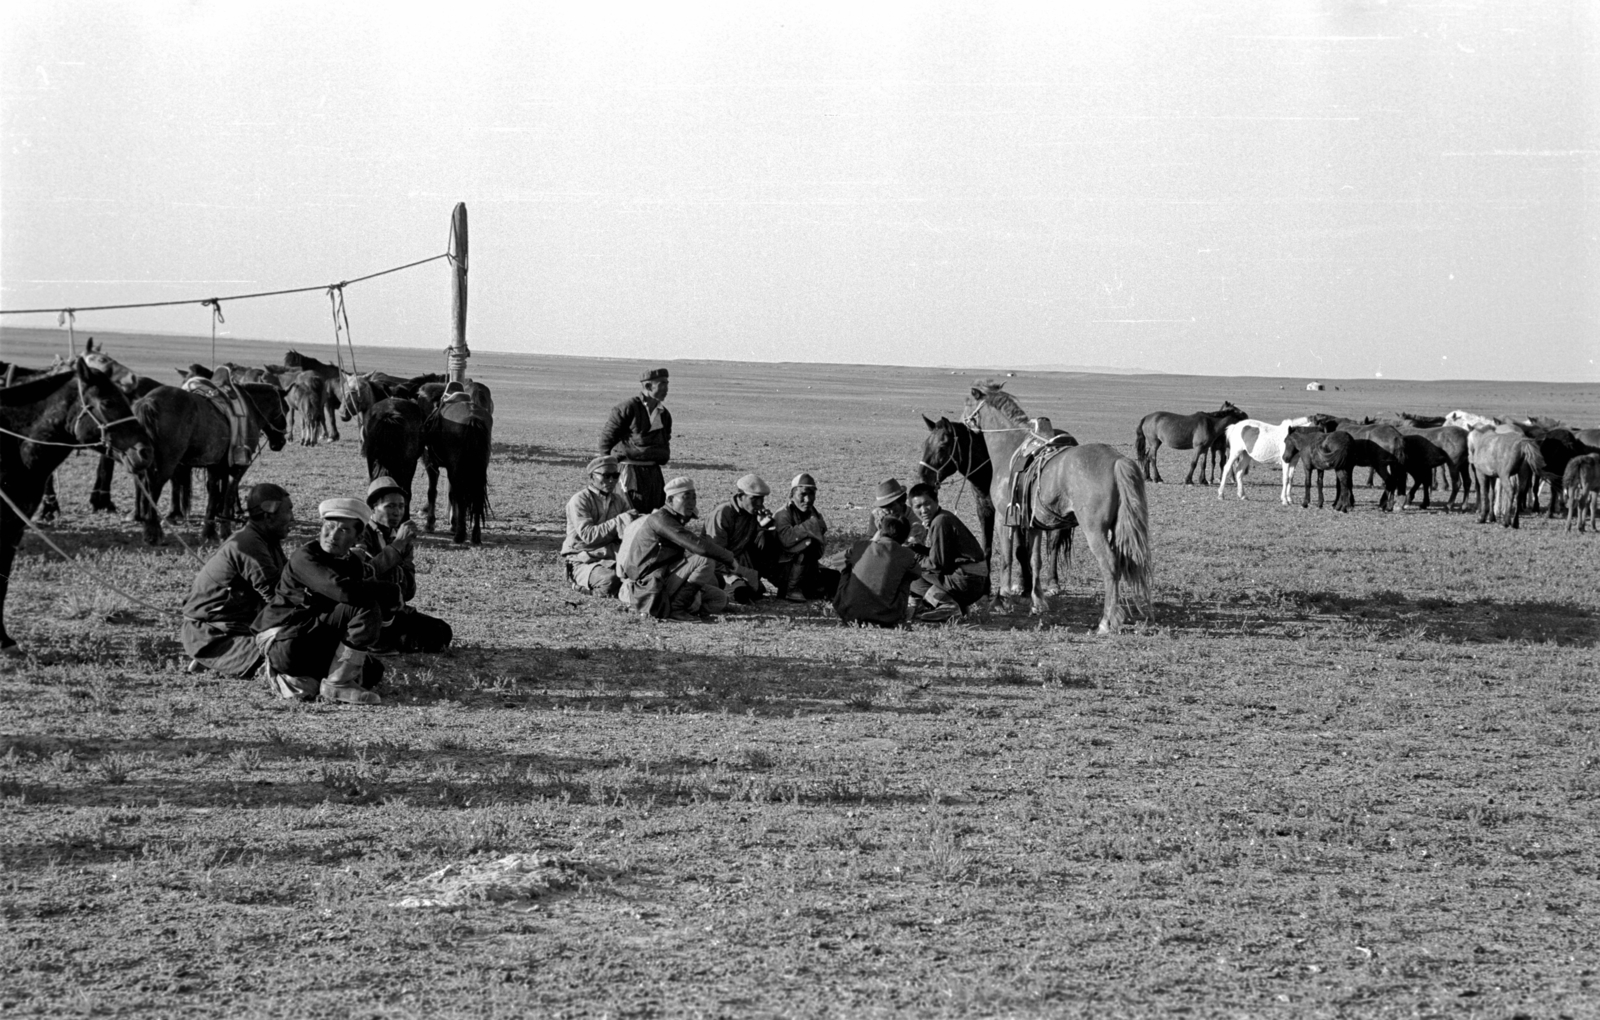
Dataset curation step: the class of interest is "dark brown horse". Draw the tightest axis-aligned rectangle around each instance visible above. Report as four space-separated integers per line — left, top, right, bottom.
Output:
1135 401 1247 484
1399 425 1471 510
363 395 430 501
422 383 494 544
282 350 346 440
132 382 288 543
2 359 155 651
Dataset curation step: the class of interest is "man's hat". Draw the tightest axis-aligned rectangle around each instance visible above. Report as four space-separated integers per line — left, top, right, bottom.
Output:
587 454 619 475
790 473 817 491
873 478 908 507
640 367 669 383
736 473 771 497
365 476 405 506
318 497 369 523
245 482 290 515
664 476 695 497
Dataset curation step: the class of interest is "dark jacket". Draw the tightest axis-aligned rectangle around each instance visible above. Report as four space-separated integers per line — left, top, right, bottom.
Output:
914 509 988 577
600 395 672 464
182 522 285 626
254 539 402 638
360 522 416 604
834 537 918 627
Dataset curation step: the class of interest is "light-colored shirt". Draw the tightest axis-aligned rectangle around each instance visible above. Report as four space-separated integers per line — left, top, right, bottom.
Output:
561 485 634 562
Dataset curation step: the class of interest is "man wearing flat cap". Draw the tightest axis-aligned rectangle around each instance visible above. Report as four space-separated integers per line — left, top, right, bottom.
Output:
561 455 638 597
360 476 453 653
600 367 673 514
616 476 740 620
770 472 836 602
705 473 777 603
179 482 295 677
253 497 402 705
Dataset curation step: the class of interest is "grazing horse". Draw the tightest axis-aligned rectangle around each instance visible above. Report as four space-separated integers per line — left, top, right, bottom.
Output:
963 383 1151 630
1526 429 1598 518
1468 427 1544 529
2 359 155 651
363 395 430 501
1564 454 1600 532
281 350 347 440
422 383 494 544
133 383 289 543
915 413 1072 595
1215 417 1313 502
1135 401 1247 485
1398 426 1471 510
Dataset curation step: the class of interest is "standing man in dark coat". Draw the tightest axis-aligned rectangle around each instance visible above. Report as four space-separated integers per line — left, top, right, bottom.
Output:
179 482 294 677
600 367 673 514
254 498 401 705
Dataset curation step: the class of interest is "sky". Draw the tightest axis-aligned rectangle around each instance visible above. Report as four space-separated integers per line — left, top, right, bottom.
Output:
2 1 1596 382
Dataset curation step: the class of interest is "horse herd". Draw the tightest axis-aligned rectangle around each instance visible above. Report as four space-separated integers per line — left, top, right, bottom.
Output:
1134 400 1600 531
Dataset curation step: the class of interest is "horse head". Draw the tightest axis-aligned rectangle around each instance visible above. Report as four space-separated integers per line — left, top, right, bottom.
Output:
79 344 142 396
339 372 367 422
917 416 969 486
240 384 289 452
73 358 153 471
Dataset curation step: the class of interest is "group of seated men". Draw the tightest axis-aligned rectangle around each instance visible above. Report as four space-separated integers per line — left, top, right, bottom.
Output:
179 477 453 705
561 459 989 626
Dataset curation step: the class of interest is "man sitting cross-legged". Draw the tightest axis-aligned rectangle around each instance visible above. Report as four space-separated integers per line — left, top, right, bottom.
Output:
254 498 402 704
179 482 294 678
561 455 638 597
705 473 777 604
833 515 919 628
906 482 989 622
616 476 739 621
361 476 454 653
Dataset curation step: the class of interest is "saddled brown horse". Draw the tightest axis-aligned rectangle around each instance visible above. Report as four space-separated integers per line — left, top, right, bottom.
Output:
422 382 494 544
133 382 289 543
1136 401 1247 485
2 359 155 651
963 383 1151 630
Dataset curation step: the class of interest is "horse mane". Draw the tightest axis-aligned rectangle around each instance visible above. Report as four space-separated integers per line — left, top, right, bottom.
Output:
970 379 1028 424
0 361 79 407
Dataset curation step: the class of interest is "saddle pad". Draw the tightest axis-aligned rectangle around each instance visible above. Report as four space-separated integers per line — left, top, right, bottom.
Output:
440 401 492 428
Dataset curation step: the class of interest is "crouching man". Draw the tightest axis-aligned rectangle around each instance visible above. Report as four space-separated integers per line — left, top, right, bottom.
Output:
361 476 453 653
253 498 401 705
616 476 740 621
178 482 294 677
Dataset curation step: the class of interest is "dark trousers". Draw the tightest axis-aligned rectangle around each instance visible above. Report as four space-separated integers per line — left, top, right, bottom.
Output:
910 565 989 609
265 603 383 678
377 607 453 653
622 464 666 514
780 546 840 599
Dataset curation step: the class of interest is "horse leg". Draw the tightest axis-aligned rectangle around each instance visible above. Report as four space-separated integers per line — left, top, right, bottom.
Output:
201 466 226 542
1182 446 1202 486
34 475 60 524
90 452 119 512
325 395 340 442
1149 439 1163 483
1041 528 1063 597
1080 527 1121 634
424 453 440 533
138 469 168 545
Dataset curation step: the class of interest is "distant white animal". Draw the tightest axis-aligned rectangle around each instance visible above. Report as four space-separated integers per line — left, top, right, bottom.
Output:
1216 417 1315 502
1444 410 1497 431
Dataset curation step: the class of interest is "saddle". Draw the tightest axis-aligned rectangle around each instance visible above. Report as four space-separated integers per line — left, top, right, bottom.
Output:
182 373 253 466
1004 417 1079 530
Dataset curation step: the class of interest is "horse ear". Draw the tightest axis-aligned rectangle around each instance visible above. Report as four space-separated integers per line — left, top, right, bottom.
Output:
85 337 98 353
175 366 190 379
922 414 937 430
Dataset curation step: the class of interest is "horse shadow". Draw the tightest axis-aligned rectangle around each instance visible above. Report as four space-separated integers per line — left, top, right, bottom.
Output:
489 441 586 467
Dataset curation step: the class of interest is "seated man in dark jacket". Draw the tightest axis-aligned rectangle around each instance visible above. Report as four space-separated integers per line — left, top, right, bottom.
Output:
179 482 294 677
770 472 837 601
906 482 988 620
833 516 918 628
254 498 402 705
360 476 453 653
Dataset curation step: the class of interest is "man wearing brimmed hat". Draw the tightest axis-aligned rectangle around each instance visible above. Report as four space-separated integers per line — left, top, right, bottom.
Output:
179 482 295 678
616 476 739 620
561 455 638 597
253 497 402 705
359 476 453 653
770 472 837 602
600 367 673 514
870 477 928 547
705 473 779 603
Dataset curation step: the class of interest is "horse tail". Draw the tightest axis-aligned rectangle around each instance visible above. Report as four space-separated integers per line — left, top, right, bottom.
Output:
1110 456 1152 613
1134 419 1147 461
1518 439 1545 476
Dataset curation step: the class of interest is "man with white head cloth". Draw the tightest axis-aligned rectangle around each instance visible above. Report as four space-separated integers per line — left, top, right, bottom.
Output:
616 476 739 621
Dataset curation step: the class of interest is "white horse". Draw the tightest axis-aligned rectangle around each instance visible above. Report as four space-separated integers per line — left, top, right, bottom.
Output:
1445 410 1498 431
1216 417 1313 502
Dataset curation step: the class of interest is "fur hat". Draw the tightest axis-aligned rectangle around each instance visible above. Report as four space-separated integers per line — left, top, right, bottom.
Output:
873 478 908 508
245 482 290 516
664 476 695 497
318 497 369 523
736 473 771 497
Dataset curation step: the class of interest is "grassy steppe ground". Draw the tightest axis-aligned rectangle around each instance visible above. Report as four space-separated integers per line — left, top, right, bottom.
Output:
2 328 1598 1018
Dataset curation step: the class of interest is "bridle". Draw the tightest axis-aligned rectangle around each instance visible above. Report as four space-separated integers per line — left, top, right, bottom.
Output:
919 419 975 481
72 372 142 451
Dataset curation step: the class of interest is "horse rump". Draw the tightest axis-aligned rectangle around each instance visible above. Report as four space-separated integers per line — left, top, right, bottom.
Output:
362 398 427 494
